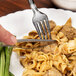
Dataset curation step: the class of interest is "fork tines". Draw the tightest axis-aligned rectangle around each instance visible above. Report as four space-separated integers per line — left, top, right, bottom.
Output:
33 17 51 39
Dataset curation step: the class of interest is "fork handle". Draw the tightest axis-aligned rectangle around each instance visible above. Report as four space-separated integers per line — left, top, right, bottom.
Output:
28 0 38 13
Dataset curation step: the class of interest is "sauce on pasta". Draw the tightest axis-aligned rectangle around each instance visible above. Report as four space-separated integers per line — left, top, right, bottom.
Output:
13 18 76 76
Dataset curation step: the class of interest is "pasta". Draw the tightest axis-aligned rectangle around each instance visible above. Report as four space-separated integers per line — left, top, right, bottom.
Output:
13 18 76 76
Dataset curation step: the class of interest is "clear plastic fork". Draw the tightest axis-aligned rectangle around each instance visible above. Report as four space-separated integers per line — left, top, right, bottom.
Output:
28 0 54 40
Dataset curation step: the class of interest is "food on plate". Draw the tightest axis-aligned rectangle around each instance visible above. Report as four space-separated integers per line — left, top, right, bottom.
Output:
14 18 76 76
61 18 76 40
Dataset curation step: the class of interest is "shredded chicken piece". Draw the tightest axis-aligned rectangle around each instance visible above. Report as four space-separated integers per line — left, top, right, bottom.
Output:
61 18 76 40
61 25 76 40
43 42 58 53
44 68 62 76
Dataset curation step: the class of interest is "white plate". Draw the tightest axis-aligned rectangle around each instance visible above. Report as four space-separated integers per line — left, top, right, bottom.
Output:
0 8 76 76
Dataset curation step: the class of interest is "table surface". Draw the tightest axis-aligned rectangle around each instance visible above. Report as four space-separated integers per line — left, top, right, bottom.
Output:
0 0 57 17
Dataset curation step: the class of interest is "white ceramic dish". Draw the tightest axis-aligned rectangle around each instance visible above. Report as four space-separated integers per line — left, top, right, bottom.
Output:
0 8 76 76
52 0 76 11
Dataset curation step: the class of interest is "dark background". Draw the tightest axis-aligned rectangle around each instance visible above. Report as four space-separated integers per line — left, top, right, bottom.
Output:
0 0 57 17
